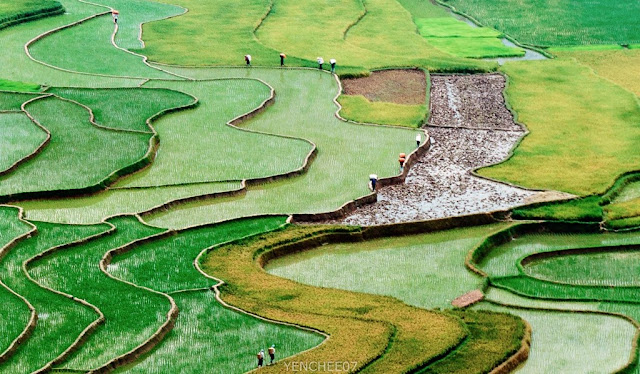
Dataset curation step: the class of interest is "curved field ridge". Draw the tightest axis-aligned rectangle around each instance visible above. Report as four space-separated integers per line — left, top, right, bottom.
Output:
199 216 530 373
0 111 48 176
0 88 197 202
467 222 640 372
0 206 37 364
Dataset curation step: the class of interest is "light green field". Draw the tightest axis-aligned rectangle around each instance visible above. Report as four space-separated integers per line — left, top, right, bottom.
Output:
478 59 640 196
337 95 426 128
141 0 493 73
0 91 39 110
47 87 195 132
475 303 636 373
0 221 108 373
0 113 47 173
267 224 511 309
116 79 311 187
445 0 640 47
17 182 240 224
0 0 63 30
119 290 324 374
524 250 640 287
0 96 150 198
28 216 168 370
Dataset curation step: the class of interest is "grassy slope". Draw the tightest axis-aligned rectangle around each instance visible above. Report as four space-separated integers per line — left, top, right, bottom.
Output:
337 95 426 128
0 91 39 110
201 225 468 373
0 96 150 197
141 0 492 73
141 68 421 229
0 221 108 373
107 216 323 373
0 113 48 173
478 59 640 196
0 0 62 29
47 87 195 132
266 224 511 309
0 207 34 357
28 216 167 370
554 49 640 97
0 79 40 92
115 80 311 187
445 0 640 47
523 250 640 287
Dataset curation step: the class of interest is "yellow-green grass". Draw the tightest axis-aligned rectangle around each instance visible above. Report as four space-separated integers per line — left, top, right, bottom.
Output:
118 290 324 374
418 310 525 374
16 182 240 224
266 223 512 309
28 15 169 79
475 302 637 373
511 196 603 222
46 87 195 133
129 67 422 229
478 59 640 196
110 216 287 292
141 0 493 74
0 96 150 198
553 49 640 96
202 224 470 373
413 18 525 59
29 216 167 370
337 95 426 128
523 249 640 287
0 0 63 30
116 79 311 187
0 221 109 373
0 113 48 173
605 198 640 222
0 79 40 93
0 0 143 87
0 206 35 357
444 0 640 47
395 0 450 19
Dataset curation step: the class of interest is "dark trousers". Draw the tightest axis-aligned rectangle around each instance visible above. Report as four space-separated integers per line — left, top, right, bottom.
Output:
258 358 264 367
270 353 275 363
319 63 323 70
280 57 284 66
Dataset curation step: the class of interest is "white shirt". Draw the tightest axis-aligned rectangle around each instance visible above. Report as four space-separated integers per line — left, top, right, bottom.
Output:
245 55 252 62
416 134 421 142
330 59 336 64
369 174 378 180
317 57 324 64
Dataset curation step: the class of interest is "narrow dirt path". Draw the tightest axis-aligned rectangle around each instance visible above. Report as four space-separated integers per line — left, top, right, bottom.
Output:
325 74 544 226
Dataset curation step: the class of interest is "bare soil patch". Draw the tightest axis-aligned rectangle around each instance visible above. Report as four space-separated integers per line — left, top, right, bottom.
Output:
341 69 427 105
316 73 541 226
452 290 484 308
429 74 522 131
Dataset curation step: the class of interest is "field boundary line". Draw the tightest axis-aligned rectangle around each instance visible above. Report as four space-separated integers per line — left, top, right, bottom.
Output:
24 221 115 373
0 95 52 178
0 90 198 203
343 0 368 40
0 206 37 365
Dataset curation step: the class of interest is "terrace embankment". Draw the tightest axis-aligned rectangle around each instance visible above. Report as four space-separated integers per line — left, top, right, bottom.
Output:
324 74 561 226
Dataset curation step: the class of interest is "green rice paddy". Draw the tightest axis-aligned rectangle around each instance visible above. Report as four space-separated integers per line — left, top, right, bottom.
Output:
0 113 47 173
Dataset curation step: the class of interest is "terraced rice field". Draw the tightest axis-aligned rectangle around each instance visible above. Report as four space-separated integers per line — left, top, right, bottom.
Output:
0 0 639 372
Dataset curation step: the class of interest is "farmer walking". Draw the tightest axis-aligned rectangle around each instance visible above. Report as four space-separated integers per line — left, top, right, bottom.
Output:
112 10 119 24
245 54 252 66
280 53 286 66
399 153 406 169
369 174 378 191
416 133 421 147
317 57 324 70
268 345 276 364
330 58 336 73
257 349 265 367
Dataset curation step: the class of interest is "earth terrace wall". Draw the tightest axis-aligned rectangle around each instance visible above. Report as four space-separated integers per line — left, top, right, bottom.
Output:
0 95 52 178
0 2 64 32
0 206 37 365
23 221 115 373
0 89 198 203
488 319 531 374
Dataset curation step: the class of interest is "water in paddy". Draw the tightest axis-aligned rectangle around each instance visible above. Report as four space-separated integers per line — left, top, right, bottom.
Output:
266 224 510 309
